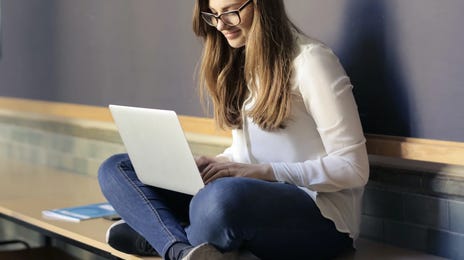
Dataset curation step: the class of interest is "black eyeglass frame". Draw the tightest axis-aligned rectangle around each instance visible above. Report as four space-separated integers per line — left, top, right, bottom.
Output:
201 0 253 27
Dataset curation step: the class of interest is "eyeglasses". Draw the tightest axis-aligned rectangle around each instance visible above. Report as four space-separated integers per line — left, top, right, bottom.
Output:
201 0 253 27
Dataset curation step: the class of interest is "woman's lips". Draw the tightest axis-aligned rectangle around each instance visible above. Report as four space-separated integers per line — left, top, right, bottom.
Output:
223 29 241 40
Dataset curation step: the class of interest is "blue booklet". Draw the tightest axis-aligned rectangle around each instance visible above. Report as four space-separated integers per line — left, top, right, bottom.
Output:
42 202 117 222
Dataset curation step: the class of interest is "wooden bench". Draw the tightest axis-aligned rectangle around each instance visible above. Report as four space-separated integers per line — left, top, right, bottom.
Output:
0 159 161 260
0 159 446 260
337 239 446 260
0 97 457 259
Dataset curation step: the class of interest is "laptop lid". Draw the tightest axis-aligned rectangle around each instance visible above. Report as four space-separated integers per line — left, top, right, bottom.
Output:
109 104 204 195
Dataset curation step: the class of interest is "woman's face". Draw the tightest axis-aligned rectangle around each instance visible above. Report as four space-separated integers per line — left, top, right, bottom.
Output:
207 0 254 48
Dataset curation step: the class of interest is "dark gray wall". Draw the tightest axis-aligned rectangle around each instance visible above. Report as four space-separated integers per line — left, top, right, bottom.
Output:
0 0 463 142
0 1 2 58
0 0 203 114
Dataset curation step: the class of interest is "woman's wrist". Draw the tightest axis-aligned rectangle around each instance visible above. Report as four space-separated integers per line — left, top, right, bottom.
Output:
260 164 276 181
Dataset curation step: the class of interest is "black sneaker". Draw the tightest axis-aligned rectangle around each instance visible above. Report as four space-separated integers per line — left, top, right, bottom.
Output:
105 220 158 256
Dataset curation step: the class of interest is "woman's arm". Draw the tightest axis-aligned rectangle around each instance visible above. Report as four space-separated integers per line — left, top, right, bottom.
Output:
271 43 369 192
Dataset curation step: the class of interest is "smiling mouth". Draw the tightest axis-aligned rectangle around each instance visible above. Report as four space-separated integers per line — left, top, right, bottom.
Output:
224 29 241 39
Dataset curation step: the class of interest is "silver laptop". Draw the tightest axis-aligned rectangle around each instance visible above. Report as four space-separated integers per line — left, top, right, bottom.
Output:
109 104 204 195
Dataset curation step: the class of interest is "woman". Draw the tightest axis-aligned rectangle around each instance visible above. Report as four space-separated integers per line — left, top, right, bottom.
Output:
98 0 369 259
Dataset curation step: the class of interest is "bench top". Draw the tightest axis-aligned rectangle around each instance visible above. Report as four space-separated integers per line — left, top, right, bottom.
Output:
0 159 161 260
0 159 448 260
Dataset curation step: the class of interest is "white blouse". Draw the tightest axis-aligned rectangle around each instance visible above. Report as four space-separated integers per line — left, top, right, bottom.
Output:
218 33 369 240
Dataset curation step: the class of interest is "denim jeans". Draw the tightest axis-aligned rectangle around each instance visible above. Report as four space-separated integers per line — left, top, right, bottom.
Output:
98 154 352 259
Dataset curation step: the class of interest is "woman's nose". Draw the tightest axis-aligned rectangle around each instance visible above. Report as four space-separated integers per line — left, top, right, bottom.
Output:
216 19 228 31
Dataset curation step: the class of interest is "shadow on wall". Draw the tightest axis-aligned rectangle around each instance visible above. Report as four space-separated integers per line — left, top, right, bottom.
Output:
335 0 411 138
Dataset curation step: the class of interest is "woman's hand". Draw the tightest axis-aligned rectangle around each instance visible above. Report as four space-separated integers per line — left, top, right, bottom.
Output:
195 156 276 184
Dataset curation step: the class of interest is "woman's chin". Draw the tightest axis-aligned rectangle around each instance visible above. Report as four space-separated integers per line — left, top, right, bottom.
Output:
226 38 246 49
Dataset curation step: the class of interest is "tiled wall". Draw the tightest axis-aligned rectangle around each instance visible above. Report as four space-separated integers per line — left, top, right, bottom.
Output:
1 131 120 178
361 164 464 259
0 122 125 177
0 113 227 177
1 112 463 259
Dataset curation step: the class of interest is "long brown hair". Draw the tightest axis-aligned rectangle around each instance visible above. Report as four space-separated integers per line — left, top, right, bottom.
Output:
193 0 297 130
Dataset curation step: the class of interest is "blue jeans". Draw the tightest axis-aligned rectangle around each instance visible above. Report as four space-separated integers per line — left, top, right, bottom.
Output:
98 154 352 259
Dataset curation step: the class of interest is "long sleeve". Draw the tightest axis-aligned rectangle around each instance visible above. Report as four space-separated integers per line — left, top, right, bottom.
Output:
216 129 249 163
216 146 233 161
213 35 369 239
271 43 369 192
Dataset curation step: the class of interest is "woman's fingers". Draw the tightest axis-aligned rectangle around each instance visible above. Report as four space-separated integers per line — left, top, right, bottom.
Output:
203 169 229 184
201 162 231 184
195 156 216 172
200 162 276 184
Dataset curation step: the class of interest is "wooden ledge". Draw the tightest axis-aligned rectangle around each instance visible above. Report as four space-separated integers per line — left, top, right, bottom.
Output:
366 134 464 167
0 96 230 138
0 96 463 167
